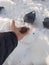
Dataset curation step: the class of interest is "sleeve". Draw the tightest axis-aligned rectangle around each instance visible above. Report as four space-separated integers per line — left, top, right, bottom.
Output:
0 32 18 65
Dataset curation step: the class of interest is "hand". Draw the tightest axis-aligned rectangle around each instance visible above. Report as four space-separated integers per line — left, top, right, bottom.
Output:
11 20 30 40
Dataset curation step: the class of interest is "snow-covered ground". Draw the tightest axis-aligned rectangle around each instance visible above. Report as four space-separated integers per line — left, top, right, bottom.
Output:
0 0 49 65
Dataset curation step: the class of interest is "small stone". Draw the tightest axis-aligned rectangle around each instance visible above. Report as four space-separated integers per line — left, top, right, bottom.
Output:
33 33 35 35
20 27 27 34
19 60 21 63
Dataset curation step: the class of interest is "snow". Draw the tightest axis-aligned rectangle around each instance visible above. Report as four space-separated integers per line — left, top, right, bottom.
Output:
0 0 49 65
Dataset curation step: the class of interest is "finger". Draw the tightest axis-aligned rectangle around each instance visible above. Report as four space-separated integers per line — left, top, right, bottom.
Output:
10 20 15 28
12 20 19 29
12 20 15 26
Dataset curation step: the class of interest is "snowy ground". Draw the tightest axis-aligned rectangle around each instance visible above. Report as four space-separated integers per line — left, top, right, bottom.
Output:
0 0 49 65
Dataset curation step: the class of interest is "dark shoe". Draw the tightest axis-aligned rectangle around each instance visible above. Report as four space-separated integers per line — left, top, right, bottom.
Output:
0 6 4 11
24 11 36 24
43 17 49 28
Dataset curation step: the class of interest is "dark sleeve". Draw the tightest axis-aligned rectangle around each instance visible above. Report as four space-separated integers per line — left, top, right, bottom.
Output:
0 32 18 65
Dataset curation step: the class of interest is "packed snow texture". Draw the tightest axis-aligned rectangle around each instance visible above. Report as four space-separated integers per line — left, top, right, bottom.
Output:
0 0 49 65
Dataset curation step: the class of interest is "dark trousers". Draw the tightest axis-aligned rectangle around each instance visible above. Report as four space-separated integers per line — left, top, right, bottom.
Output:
0 32 18 65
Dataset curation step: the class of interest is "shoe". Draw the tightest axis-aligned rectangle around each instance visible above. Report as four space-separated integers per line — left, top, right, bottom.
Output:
43 17 49 28
24 11 36 24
